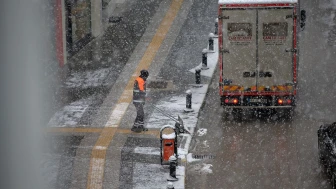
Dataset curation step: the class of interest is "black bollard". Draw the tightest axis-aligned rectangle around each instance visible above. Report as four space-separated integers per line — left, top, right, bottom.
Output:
215 18 218 36
195 67 201 84
186 90 192 109
202 49 209 70
208 33 214 51
184 90 194 112
167 155 178 181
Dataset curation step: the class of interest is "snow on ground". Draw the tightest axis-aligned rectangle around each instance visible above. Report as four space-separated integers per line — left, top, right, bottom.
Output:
134 147 161 156
133 163 167 189
48 96 95 127
147 85 209 129
200 164 213 174
45 33 218 189
188 39 218 78
194 164 212 174
187 153 201 163
197 128 207 136
187 156 213 175
178 147 188 156
132 163 185 189
105 102 130 127
65 68 111 89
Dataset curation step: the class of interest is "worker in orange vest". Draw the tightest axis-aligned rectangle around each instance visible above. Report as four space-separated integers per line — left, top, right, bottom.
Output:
131 70 149 132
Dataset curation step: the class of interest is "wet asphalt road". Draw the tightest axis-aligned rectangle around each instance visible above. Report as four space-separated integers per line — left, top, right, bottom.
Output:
186 70 331 188
186 0 336 188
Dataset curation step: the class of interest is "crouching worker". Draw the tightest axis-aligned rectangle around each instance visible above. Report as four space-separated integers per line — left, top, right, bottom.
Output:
131 69 149 132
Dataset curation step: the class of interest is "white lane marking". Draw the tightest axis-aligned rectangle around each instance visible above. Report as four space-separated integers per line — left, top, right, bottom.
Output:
134 147 161 156
105 102 130 127
94 146 107 150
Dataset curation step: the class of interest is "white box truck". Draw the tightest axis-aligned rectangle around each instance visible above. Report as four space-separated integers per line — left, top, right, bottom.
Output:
218 0 305 118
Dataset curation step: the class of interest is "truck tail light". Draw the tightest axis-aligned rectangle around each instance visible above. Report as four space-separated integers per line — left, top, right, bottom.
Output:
278 99 283 104
224 98 239 104
277 98 292 105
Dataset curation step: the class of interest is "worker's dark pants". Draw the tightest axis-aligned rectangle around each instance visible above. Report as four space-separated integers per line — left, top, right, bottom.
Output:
134 103 144 127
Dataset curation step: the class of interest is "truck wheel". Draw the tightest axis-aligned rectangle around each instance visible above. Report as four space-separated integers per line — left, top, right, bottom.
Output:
327 165 333 177
223 108 235 121
318 140 326 165
284 108 294 121
332 172 336 189
318 149 325 165
232 109 242 121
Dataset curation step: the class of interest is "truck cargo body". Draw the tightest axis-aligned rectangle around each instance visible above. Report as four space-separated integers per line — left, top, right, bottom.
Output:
218 0 298 113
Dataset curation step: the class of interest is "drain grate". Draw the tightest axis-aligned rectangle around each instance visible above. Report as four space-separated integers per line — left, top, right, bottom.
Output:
192 154 216 160
147 80 168 89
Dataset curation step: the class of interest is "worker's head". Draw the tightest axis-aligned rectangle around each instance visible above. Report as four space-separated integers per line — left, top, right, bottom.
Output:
140 69 149 80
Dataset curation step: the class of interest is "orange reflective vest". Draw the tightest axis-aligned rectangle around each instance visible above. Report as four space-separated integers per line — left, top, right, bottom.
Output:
133 77 146 104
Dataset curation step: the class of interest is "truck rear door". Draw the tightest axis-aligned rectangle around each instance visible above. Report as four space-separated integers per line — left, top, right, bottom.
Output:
220 7 295 93
257 8 294 91
221 9 257 92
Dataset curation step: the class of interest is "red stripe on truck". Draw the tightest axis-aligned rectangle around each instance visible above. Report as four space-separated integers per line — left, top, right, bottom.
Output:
222 4 291 8
218 6 224 97
293 5 297 84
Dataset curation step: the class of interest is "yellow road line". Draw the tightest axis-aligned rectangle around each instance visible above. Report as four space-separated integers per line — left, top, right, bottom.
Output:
45 128 160 137
86 0 184 188
117 129 160 137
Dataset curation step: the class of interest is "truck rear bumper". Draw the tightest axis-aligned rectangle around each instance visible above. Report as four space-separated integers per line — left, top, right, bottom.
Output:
223 106 293 109
220 95 296 108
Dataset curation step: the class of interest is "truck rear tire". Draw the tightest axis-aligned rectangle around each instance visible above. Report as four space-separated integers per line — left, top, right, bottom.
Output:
232 109 242 121
283 108 294 121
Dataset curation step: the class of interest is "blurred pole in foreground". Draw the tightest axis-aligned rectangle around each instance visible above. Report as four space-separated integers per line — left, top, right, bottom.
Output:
0 0 50 188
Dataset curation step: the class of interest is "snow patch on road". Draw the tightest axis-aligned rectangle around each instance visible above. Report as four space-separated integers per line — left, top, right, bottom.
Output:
48 96 95 127
65 68 111 89
134 147 160 156
188 162 213 174
200 164 213 174
197 128 207 136
187 153 201 163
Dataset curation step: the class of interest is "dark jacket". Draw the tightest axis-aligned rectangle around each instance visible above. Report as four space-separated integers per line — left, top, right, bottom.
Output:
133 76 146 104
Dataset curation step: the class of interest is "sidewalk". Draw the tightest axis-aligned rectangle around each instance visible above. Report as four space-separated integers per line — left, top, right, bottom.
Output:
137 37 219 188
45 0 219 188
48 0 167 127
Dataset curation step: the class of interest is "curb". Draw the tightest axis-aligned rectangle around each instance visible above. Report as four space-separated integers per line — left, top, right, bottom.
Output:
172 35 219 189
